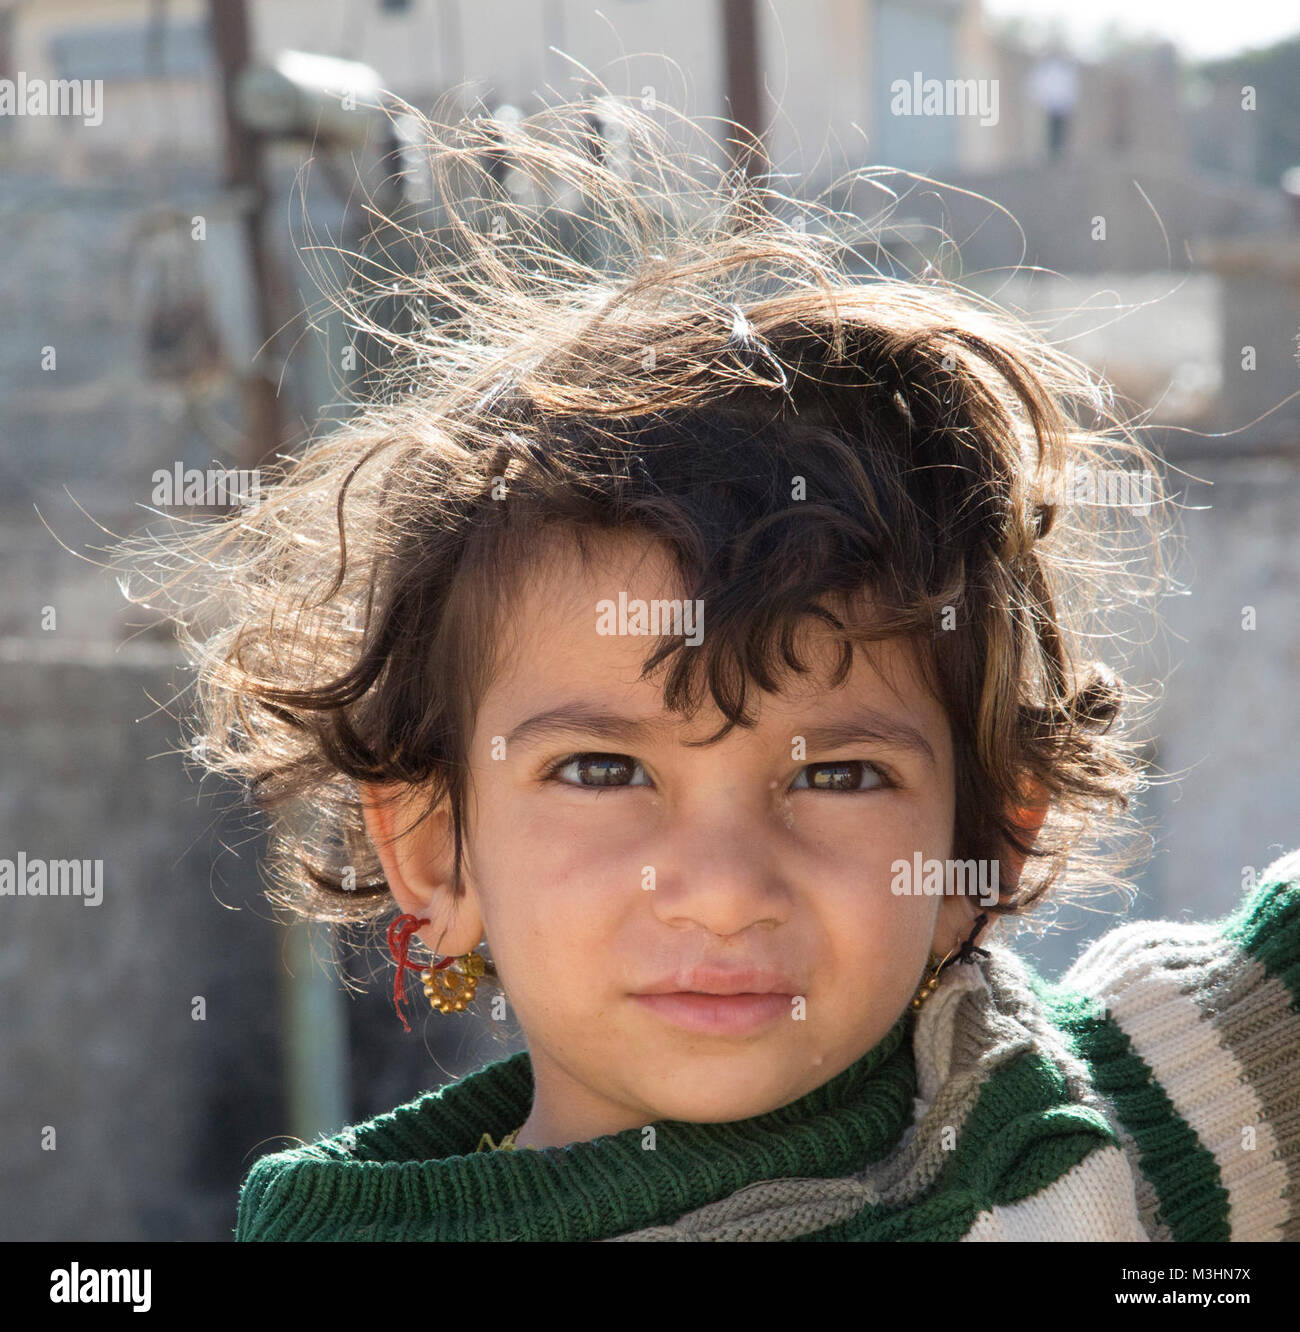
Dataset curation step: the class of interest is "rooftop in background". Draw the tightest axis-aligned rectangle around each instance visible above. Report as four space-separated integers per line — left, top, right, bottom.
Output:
984 0 1300 61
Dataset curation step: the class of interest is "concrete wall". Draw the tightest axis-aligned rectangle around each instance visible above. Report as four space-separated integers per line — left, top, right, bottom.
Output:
1012 450 1300 982
0 159 515 1241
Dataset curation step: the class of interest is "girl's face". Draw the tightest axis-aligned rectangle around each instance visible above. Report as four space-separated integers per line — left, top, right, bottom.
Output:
364 528 978 1149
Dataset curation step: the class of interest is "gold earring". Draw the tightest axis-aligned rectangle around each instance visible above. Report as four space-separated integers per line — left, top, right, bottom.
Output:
423 950 488 1013
911 942 959 1009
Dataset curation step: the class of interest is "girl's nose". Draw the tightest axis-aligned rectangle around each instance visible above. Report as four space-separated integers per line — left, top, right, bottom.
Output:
645 814 792 933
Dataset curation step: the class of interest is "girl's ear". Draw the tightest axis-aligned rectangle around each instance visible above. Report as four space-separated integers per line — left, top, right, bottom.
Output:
359 781 484 957
934 784 1051 956
1002 783 1050 888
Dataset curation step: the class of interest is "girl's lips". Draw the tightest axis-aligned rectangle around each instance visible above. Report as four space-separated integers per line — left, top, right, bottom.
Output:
631 991 793 1036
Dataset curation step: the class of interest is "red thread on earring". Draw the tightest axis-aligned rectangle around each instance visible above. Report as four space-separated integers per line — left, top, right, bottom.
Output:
386 913 456 1032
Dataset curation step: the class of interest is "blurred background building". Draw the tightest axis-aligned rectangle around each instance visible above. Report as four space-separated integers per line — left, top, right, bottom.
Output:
2 0 1298 1239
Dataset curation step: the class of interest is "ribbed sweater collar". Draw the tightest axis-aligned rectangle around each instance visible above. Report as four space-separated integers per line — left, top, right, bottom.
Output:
237 1008 917 1242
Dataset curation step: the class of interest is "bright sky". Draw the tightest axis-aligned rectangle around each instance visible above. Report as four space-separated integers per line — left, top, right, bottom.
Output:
982 0 1300 61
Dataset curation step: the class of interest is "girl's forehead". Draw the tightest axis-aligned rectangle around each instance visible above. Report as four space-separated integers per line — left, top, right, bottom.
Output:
471 521 947 752
486 602 940 738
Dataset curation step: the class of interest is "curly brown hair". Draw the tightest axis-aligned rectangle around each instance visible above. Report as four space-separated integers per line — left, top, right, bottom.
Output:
116 86 1173 988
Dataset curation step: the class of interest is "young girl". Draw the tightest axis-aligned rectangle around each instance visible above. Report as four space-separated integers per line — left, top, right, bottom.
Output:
126 92 1299 1242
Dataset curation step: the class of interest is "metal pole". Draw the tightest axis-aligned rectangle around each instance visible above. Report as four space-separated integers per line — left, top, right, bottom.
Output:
280 922 348 1141
207 0 286 473
722 0 770 184
208 0 349 1143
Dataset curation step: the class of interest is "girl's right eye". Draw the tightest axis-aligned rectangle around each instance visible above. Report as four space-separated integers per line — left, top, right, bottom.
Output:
544 753 651 788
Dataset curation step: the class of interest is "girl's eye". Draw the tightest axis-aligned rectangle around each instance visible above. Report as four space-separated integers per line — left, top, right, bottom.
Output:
790 760 891 793
544 754 892 793
546 753 651 788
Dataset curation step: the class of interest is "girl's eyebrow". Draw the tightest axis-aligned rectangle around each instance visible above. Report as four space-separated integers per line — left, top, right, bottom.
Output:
798 710 937 768
505 702 937 768
505 705 676 751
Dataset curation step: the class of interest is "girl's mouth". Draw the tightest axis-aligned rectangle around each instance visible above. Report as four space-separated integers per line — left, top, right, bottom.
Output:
631 992 793 1036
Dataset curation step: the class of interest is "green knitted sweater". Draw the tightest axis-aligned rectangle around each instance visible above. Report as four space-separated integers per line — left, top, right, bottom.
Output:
236 849 1300 1241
